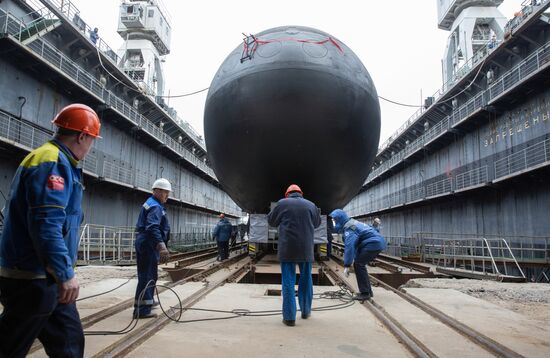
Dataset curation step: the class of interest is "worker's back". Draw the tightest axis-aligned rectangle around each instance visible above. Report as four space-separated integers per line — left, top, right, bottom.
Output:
267 193 321 262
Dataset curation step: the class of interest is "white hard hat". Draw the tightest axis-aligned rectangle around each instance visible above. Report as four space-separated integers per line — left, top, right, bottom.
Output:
152 178 172 192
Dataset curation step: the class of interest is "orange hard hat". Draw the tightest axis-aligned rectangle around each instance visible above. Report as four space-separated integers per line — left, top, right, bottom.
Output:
52 104 101 138
219 213 225 218
285 184 303 198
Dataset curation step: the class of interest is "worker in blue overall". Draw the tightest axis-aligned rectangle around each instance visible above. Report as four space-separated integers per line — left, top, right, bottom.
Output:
133 178 171 319
372 217 382 233
330 209 386 301
0 104 101 357
268 184 321 326
212 213 232 260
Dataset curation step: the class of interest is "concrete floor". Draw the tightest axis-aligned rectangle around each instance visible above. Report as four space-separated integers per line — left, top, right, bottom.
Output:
128 283 411 358
11 261 550 357
405 288 550 358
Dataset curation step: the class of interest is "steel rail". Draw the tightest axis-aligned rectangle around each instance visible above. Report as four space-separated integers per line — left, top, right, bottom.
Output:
321 261 435 358
368 274 524 358
92 256 254 358
167 246 217 262
372 259 402 273
377 253 433 274
27 251 250 355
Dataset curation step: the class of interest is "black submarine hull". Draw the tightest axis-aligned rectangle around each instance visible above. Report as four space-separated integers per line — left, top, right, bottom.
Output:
204 26 381 213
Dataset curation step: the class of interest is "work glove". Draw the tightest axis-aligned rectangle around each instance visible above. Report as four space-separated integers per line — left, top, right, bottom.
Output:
157 242 170 264
343 267 350 277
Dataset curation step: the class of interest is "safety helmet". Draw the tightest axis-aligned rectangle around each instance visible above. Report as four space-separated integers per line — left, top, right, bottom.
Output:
152 178 172 192
52 104 101 138
373 218 381 225
219 213 225 219
285 184 303 198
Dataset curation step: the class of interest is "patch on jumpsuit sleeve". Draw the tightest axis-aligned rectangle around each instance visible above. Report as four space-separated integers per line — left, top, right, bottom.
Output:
47 174 65 191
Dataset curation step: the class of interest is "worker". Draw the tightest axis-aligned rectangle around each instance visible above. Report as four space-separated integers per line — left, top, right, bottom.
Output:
89 27 99 45
268 184 321 326
133 178 171 319
213 213 232 260
0 104 101 357
372 217 382 233
329 209 386 301
487 34 497 50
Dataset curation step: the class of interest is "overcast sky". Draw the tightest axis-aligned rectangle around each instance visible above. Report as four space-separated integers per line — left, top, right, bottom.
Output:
71 0 525 144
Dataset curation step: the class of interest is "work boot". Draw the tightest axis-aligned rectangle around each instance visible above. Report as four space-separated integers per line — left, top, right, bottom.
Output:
133 312 158 319
353 293 372 301
282 319 295 326
301 312 310 319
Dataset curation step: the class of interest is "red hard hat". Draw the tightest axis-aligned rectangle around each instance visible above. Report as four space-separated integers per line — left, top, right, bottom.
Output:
52 104 101 138
285 184 303 198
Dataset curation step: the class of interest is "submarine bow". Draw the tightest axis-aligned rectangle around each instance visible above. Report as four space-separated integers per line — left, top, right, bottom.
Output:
204 26 381 214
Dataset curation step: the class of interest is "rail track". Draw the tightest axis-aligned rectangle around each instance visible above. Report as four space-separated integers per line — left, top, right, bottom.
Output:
27 243 544 357
28 247 252 356
321 259 524 358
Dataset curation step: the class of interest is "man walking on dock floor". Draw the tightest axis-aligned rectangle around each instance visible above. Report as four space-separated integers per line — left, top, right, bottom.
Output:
268 184 321 326
0 104 101 357
213 213 232 260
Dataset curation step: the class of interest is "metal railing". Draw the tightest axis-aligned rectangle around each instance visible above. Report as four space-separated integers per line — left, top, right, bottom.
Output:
386 232 550 279
425 177 452 198
170 229 216 251
14 5 61 44
373 3 550 173
77 224 217 265
385 236 421 258
0 111 52 150
494 138 550 179
25 0 121 63
455 166 488 191
0 7 210 175
419 235 537 279
0 109 241 215
365 40 550 186
349 131 550 216
42 0 205 149
78 224 136 264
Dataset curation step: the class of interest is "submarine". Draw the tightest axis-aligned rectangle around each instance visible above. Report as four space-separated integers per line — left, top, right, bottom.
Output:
204 25 381 213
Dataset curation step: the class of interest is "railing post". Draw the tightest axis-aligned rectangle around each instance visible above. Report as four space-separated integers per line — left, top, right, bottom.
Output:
546 237 549 264
502 238 526 279
101 226 106 262
87 225 91 262
483 238 500 276
18 16 23 42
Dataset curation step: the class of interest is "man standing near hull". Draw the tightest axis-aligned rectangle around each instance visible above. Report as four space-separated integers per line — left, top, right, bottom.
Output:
268 184 321 326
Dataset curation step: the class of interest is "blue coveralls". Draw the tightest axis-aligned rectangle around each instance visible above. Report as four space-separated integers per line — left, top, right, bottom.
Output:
268 193 321 321
0 139 85 357
212 218 232 260
133 196 170 317
89 30 98 45
330 209 386 297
